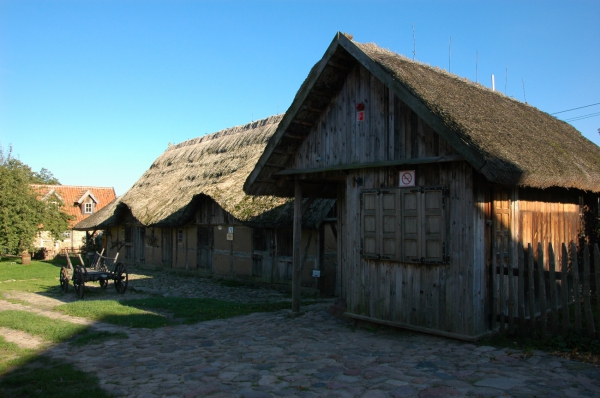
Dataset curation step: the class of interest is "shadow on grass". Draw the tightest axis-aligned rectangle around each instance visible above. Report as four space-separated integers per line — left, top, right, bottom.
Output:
0 354 111 398
0 317 126 398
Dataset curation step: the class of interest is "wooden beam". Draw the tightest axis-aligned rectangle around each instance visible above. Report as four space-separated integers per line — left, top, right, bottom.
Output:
301 105 323 113
328 61 351 70
292 178 303 313
256 178 278 184
312 90 334 98
284 133 306 141
272 149 295 155
291 120 313 127
265 162 285 169
275 155 464 176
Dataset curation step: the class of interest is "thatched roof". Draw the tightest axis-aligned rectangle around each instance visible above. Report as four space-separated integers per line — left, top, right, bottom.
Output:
75 115 334 230
245 33 600 196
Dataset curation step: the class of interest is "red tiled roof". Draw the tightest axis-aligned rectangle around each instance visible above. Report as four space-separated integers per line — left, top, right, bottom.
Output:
30 185 117 227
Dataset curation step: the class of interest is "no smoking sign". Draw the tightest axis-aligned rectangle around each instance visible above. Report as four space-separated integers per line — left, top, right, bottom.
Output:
399 170 415 187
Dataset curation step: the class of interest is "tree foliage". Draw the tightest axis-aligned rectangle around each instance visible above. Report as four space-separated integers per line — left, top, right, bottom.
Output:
0 145 72 254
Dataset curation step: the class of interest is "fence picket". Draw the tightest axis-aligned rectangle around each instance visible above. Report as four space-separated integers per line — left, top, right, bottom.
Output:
571 242 582 332
595 244 600 339
518 242 526 337
548 243 558 334
494 240 600 341
499 237 505 333
508 239 515 335
492 238 498 331
583 243 595 337
561 243 570 333
528 243 536 337
537 242 547 339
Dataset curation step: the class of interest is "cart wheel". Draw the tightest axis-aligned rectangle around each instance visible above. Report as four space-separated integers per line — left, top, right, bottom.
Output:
99 278 108 289
114 262 128 294
73 267 85 299
60 267 69 293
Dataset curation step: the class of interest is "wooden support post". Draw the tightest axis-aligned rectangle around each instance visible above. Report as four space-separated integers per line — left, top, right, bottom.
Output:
292 178 303 313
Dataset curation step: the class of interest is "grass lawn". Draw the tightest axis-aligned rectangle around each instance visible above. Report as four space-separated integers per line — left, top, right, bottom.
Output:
0 258 62 294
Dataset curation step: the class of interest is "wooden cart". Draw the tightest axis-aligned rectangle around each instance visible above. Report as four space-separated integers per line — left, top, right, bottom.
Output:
60 249 128 299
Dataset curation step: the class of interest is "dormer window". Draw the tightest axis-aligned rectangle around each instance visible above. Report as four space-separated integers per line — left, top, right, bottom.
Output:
84 202 94 214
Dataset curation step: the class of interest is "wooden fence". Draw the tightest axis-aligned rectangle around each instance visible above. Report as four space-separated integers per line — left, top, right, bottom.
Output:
492 240 600 339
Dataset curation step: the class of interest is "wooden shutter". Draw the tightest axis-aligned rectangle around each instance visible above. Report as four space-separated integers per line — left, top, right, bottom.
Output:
402 187 446 264
402 189 420 262
380 190 400 260
423 188 445 263
362 187 447 264
361 191 378 258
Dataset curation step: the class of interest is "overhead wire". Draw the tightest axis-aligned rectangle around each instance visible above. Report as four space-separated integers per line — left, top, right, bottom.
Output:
551 102 600 115
563 112 600 123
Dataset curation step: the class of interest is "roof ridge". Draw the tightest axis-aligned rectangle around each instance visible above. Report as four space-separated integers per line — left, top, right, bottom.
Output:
168 114 284 151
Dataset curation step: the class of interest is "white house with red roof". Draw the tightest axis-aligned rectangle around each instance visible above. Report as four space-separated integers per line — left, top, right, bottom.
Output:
31 185 116 257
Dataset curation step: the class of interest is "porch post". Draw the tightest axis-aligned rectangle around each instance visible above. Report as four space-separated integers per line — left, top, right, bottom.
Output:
292 177 303 313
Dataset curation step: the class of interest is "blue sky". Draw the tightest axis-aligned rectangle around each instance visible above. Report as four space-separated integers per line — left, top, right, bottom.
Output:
1 0 599 195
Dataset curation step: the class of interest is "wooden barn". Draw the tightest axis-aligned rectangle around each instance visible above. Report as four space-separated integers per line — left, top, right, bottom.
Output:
75 115 337 295
244 33 600 339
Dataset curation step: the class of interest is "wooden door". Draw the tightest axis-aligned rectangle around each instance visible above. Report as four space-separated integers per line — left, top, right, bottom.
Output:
161 228 172 267
197 226 212 271
135 227 145 264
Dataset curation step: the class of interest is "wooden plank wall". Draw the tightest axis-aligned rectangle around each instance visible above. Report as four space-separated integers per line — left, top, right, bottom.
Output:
339 162 483 337
291 63 458 171
517 189 581 272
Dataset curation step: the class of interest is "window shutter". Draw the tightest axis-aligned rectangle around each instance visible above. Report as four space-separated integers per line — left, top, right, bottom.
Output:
362 186 447 264
422 188 445 263
380 191 400 260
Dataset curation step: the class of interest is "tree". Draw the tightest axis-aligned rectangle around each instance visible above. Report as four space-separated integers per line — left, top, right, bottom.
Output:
0 145 71 254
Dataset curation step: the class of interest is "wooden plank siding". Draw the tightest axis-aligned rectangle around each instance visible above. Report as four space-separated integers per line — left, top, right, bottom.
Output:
99 199 334 294
289 63 459 172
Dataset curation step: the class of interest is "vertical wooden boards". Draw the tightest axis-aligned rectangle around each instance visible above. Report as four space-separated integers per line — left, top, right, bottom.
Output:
293 63 458 172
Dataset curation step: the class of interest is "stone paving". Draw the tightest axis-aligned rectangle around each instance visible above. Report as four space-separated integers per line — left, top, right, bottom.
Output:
2 265 600 397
